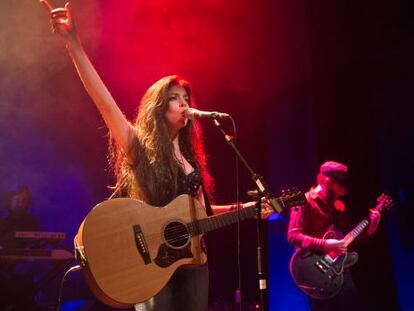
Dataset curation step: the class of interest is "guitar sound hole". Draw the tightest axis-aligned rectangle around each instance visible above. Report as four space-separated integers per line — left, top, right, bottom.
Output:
164 221 190 249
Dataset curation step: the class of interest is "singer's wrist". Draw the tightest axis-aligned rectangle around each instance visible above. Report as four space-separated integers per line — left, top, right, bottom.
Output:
230 202 243 211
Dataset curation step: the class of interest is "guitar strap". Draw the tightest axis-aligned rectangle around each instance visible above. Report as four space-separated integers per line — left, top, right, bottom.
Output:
201 184 213 216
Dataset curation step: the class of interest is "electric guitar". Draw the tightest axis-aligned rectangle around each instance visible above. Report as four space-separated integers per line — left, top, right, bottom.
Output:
289 193 393 299
75 191 305 308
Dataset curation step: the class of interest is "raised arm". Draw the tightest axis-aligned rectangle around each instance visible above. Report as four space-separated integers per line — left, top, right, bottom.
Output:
40 1 135 159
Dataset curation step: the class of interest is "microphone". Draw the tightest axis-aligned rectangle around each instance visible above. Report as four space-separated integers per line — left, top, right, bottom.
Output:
185 108 230 120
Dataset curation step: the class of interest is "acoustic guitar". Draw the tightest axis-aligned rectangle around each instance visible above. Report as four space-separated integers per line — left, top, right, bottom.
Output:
75 191 305 308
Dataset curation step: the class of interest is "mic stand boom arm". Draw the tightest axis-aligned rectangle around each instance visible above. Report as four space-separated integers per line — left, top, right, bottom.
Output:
213 119 280 311
212 119 283 212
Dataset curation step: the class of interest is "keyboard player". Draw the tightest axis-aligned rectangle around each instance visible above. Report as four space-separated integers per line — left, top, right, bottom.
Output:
1 185 40 248
0 185 41 311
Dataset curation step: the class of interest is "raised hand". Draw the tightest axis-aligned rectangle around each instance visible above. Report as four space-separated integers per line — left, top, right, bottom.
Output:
40 1 77 39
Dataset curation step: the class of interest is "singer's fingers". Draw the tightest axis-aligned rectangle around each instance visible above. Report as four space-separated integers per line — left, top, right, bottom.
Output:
65 2 70 13
65 2 73 20
40 0 54 13
50 8 69 20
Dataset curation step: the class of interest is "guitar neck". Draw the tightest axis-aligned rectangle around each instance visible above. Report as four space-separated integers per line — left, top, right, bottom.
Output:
343 219 369 246
186 192 305 236
188 205 257 236
343 194 392 246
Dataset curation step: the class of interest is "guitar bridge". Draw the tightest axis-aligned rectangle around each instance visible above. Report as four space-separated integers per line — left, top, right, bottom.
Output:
133 225 151 265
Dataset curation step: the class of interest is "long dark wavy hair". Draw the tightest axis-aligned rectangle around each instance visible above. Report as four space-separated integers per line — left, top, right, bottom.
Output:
109 75 214 206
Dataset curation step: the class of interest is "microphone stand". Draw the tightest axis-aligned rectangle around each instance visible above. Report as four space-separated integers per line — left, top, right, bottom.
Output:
212 119 281 311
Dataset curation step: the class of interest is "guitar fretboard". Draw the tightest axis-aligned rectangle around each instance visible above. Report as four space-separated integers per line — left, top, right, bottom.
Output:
344 219 369 244
188 205 257 236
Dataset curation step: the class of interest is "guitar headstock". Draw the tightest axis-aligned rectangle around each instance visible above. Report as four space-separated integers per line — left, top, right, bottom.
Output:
374 193 394 213
269 188 307 213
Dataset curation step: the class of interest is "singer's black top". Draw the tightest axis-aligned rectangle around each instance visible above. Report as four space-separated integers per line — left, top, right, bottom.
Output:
177 165 202 197
177 164 213 216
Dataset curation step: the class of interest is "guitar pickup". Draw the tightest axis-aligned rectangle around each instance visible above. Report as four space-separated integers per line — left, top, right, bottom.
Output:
133 225 151 265
315 260 329 273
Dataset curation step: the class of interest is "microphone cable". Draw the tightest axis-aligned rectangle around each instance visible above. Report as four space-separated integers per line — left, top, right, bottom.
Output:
228 115 243 311
56 263 82 311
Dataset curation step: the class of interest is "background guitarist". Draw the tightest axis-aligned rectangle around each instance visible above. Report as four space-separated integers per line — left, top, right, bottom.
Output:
287 161 381 311
41 2 271 310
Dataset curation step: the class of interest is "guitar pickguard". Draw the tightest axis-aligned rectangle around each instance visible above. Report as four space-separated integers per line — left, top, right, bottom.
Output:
154 243 193 267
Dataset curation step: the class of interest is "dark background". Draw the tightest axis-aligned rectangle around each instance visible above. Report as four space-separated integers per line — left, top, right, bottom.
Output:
0 0 412 310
